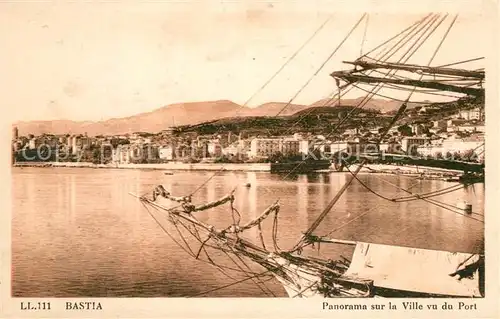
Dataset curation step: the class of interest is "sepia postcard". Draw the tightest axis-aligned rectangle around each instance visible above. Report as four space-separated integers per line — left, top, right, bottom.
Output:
1 0 499 318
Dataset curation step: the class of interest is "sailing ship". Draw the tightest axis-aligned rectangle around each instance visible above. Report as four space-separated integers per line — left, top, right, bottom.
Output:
132 13 485 297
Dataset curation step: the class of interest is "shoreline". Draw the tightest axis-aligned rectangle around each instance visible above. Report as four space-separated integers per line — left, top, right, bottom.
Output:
12 161 272 172
12 161 464 177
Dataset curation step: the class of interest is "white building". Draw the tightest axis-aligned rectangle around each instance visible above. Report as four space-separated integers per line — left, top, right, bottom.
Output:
401 136 430 154
222 145 239 156
207 141 222 157
249 137 300 158
159 145 175 160
417 135 484 157
458 108 483 121
28 138 37 150
299 140 309 155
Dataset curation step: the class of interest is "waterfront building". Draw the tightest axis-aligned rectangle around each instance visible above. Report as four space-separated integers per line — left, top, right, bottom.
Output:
249 137 301 158
159 145 176 161
416 135 484 158
299 140 309 155
401 136 430 155
207 141 223 157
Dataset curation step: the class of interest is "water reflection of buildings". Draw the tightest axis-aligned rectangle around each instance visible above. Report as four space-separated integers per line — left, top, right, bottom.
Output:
70 174 76 224
296 175 308 229
246 172 258 219
205 177 217 225
317 174 325 212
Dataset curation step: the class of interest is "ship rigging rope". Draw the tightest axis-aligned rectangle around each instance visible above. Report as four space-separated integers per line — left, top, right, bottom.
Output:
281 14 441 179
296 14 458 248
437 57 485 68
360 14 369 56
360 13 432 59
350 82 454 104
342 165 484 223
187 14 365 198
188 269 274 297
279 14 435 137
340 16 469 199
143 200 285 296
367 69 482 87
338 14 444 117
223 245 277 296
273 13 368 117
361 79 475 98
143 192 302 296
391 183 468 201
279 13 434 139
321 209 374 238
142 200 272 276
242 15 333 107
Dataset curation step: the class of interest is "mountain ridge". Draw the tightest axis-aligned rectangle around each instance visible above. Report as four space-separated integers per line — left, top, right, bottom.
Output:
13 98 409 136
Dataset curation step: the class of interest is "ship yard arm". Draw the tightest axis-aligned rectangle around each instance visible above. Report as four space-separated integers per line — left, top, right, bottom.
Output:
330 70 484 96
292 15 464 253
342 59 485 79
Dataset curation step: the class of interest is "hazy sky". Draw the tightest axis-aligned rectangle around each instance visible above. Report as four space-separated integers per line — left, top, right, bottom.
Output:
1 1 492 122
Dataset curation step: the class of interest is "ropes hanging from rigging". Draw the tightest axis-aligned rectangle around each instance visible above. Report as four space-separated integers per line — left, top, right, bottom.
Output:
277 14 443 181
135 13 485 297
295 14 462 250
437 57 485 68
278 13 435 142
242 15 334 107
273 13 368 117
141 192 288 296
360 14 369 56
342 165 484 223
189 14 366 197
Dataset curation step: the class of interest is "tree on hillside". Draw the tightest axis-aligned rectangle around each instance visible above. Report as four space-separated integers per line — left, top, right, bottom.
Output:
397 124 413 136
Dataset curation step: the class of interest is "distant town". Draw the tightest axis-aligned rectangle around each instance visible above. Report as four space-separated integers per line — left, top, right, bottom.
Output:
11 99 485 166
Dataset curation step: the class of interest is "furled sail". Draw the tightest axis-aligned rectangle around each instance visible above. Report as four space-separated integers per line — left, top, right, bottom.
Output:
342 242 483 297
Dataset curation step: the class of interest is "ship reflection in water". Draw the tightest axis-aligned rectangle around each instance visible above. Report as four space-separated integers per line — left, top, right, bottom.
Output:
12 167 484 297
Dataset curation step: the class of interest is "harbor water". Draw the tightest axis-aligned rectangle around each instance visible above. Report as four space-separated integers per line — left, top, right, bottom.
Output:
11 167 484 297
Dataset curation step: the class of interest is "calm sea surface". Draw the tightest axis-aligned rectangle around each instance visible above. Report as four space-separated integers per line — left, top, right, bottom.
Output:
11 167 484 297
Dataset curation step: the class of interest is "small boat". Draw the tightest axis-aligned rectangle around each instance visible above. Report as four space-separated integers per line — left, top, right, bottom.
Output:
164 171 174 175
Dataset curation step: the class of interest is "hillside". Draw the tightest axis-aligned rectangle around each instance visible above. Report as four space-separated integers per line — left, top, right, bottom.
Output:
13 97 411 136
177 105 390 136
240 102 309 116
310 97 421 113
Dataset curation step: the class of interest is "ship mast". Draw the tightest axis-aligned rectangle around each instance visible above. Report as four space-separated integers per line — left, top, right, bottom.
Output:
293 14 481 249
